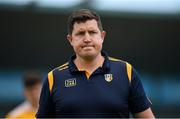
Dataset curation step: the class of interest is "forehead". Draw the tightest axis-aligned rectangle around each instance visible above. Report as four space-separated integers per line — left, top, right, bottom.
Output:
73 19 99 31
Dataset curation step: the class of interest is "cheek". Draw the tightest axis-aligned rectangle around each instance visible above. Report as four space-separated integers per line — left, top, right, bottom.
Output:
72 40 81 49
95 38 103 46
96 40 103 50
96 35 104 42
72 43 80 53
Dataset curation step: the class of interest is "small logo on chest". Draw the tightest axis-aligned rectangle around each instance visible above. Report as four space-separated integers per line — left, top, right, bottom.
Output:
65 78 76 87
104 74 113 82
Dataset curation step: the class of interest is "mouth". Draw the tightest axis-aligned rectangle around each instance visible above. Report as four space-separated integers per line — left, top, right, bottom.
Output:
82 45 94 49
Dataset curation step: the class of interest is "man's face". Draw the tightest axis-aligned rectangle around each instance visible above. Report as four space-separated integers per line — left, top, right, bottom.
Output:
67 19 106 60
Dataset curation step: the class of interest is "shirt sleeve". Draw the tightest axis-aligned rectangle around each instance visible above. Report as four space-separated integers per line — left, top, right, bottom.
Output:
36 75 54 118
129 67 152 114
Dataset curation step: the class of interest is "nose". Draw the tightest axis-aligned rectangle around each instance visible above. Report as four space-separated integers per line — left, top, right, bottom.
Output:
83 32 91 42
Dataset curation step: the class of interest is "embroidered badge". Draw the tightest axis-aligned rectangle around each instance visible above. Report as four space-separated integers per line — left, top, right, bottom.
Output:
65 78 76 87
104 74 113 82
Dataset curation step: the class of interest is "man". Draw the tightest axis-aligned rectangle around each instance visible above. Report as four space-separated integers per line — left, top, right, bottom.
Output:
6 71 42 118
36 9 155 118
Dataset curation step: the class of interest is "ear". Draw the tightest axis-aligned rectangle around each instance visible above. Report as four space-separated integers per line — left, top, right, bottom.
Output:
101 31 106 42
67 34 73 46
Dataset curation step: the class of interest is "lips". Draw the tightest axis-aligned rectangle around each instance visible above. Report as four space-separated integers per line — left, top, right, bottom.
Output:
82 45 94 48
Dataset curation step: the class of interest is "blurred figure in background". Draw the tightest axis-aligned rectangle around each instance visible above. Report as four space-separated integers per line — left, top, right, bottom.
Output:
5 71 42 118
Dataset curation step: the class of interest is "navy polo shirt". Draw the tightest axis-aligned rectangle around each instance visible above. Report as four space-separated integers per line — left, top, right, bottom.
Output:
36 52 151 118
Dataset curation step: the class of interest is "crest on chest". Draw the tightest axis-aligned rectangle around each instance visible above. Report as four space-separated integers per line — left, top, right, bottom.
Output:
104 74 113 82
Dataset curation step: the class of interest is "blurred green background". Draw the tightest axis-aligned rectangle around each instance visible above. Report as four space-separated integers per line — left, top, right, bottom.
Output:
0 0 180 118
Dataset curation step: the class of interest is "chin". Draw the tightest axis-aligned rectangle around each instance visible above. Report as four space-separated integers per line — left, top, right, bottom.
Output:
81 53 97 60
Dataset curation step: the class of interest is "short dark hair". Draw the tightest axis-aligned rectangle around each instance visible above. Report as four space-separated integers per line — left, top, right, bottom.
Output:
23 71 42 88
67 9 103 35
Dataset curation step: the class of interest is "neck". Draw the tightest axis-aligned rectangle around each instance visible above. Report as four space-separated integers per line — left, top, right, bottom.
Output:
31 103 38 109
74 53 104 74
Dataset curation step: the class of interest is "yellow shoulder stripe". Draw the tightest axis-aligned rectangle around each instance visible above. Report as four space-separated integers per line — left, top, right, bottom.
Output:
48 71 54 92
58 66 68 71
58 62 69 68
108 57 132 82
108 57 124 62
126 62 132 82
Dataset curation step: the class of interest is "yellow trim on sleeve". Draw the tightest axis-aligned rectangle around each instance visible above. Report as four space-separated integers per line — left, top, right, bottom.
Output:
48 71 54 92
126 62 132 82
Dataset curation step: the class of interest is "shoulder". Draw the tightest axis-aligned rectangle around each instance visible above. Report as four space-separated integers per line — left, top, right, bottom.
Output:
47 62 69 79
108 56 133 82
108 56 132 68
49 62 69 75
46 62 69 93
5 101 34 118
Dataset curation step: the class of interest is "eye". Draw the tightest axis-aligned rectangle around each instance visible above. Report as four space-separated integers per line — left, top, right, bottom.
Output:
76 31 85 36
89 30 97 34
